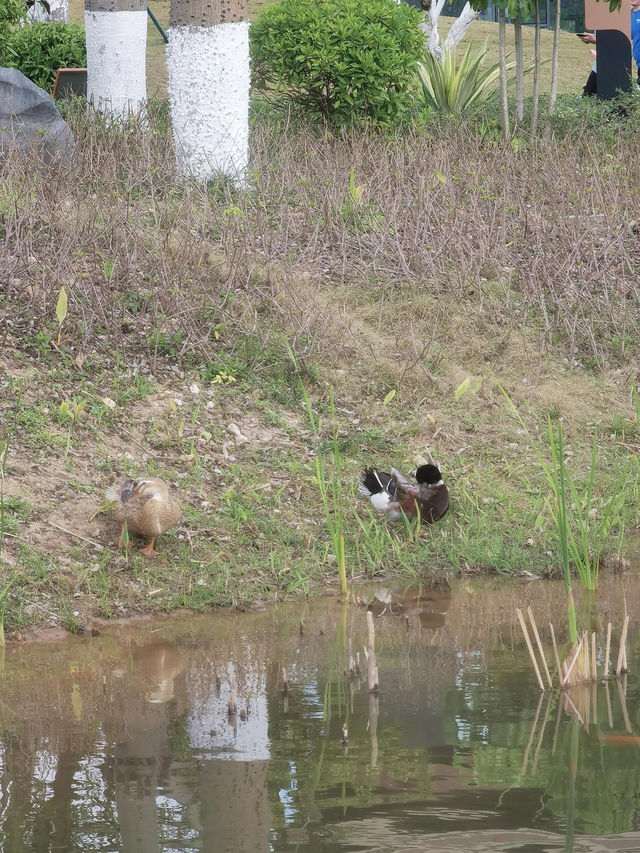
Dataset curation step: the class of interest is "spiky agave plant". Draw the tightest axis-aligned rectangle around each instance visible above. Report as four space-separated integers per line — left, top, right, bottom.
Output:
417 43 515 115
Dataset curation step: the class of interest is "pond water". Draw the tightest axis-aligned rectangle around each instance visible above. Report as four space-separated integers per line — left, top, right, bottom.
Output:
1 571 640 852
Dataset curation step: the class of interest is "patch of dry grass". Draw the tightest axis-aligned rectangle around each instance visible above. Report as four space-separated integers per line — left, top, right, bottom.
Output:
3 112 639 374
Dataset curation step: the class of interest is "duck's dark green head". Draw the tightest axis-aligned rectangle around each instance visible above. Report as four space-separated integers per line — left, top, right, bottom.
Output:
415 464 443 485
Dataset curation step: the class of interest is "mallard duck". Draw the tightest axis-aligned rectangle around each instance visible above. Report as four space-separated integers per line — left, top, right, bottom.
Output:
358 463 449 524
106 477 181 556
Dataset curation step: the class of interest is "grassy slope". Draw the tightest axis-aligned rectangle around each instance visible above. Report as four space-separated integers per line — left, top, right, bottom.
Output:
1 10 639 640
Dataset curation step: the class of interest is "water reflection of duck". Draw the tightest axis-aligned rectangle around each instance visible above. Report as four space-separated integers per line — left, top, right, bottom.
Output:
401 583 452 629
132 640 185 703
365 582 452 629
358 464 449 523
106 477 181 556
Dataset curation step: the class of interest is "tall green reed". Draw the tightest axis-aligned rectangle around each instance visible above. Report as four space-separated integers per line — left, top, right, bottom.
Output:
0 575 15 647
548 422 628 590
285 343 347 595
0 436 7 558
497 382 631 641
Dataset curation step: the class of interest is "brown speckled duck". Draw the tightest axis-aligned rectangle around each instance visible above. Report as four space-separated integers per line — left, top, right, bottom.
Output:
106 478 181 556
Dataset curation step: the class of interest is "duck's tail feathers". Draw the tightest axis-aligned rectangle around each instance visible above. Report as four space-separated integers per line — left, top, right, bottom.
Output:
358 468 391 497
105 484 120 503
105 479 138 505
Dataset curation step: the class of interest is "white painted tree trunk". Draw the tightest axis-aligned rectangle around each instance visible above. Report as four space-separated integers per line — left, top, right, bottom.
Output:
422 0 479 59
443 3 480 51
421 0 447 59
167 22 249 183
29 0 69 22
84 0 147 118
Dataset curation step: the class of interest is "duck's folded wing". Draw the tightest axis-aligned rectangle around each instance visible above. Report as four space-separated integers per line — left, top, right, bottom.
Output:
389 469 419 501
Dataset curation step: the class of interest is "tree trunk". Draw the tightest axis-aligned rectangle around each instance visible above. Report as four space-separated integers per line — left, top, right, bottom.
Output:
29 0 69 22
167 0 250 184
421 0 447 59
443 2 480 52
514 13 524 123
498 7 510 141
549 0 561 113
530 0 541 134
84 0 147 117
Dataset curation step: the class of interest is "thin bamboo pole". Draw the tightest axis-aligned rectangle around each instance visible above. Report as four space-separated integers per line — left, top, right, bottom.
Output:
590 632 597 682
527 606 553 689
517 608 545 691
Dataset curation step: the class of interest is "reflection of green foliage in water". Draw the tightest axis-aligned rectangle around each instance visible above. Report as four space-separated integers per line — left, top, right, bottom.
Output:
545 722 640 836
459 689 640 837
267 612 441 836
167 717 194 762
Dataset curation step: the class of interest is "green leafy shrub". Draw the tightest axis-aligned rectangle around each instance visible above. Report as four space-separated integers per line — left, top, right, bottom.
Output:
250 0 424 128
0 0 26 64
5 21 86 92
417 43 514 115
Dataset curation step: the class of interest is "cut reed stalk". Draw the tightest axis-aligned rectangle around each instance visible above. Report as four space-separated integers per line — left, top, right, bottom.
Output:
517 607 545 691
364 610 379 693
527 606 553 689
615 615 629 676
369 692 379 768
562 634 585 687
604 678 613 728
552 697 562 754
562 630 593 686
228 667 237 716
604 621 612 678
616 675 632 732
590 632 597 682
521 691 544 774
532 692 552 775
562 687 585 728
549 622 562 683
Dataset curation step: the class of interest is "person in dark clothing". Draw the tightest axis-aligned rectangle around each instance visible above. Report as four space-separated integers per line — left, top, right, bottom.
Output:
578 31 597 96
